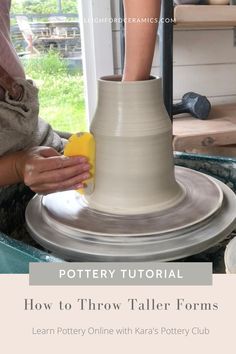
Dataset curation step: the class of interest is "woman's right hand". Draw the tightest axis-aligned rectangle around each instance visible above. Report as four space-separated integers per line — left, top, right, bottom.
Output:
15 146 91 195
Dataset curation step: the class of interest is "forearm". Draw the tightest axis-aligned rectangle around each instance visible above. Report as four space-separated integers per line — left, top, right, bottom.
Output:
123 0 161 81
0 0 25 78
0 151 23 186
0 0 11 34
0 146 91 194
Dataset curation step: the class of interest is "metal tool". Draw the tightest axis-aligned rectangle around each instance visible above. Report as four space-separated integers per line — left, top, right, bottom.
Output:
173 92 211 119
159 0 211 119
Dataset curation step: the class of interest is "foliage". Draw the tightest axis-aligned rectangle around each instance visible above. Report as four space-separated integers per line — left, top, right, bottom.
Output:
23 50 68 75
22 51 86 133
61 0 78 14
11 0 83 134
11 0 77 14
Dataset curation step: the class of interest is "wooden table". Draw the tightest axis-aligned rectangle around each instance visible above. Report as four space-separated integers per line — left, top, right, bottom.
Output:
36 36 80 52
31 21 79 37
173 103 236 157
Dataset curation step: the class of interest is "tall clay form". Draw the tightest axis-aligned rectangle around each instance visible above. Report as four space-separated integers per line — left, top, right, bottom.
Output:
26 76 236 261
85 76 184 215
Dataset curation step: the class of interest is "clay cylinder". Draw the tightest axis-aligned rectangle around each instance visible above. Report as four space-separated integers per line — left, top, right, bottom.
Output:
85 76 184 215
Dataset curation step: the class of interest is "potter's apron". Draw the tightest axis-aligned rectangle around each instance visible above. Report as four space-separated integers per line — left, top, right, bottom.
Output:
0 65 66 245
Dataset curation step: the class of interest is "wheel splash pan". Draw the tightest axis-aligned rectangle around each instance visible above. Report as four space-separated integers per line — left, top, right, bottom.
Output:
25 166 236 261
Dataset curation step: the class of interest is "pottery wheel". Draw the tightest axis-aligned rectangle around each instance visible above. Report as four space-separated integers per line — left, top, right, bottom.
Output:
26 167 236 261
39 167 222 237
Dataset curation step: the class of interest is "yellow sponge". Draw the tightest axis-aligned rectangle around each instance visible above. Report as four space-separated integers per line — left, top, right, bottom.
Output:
64 132 95 195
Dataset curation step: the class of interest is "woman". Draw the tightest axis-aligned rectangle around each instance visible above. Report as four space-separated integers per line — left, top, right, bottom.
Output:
0 0 90 195
0 0 160 194
0 0 160 240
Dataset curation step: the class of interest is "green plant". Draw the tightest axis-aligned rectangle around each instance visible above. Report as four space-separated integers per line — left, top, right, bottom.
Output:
11 0 77 14
22 52 87 133
22 50 68 75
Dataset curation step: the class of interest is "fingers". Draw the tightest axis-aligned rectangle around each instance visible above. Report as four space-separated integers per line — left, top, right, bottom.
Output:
29 171 91 194
20 146 91 195
36 163 91 184
38 155 88 172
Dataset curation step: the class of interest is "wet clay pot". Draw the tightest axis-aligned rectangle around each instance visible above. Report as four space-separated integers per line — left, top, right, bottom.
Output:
25 76 236 261
85 76 184 215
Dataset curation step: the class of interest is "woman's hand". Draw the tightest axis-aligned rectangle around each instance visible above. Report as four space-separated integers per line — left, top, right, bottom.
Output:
15 146 90 195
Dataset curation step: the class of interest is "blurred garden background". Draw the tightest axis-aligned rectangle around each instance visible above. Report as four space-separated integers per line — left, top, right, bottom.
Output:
11 0 87 133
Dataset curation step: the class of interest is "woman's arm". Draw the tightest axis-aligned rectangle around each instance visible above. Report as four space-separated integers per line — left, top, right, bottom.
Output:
0 0 25 79
0 147 90 194
123 0 161 81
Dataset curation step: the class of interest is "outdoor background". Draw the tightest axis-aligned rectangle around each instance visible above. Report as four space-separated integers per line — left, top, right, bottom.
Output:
11 0 87 133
